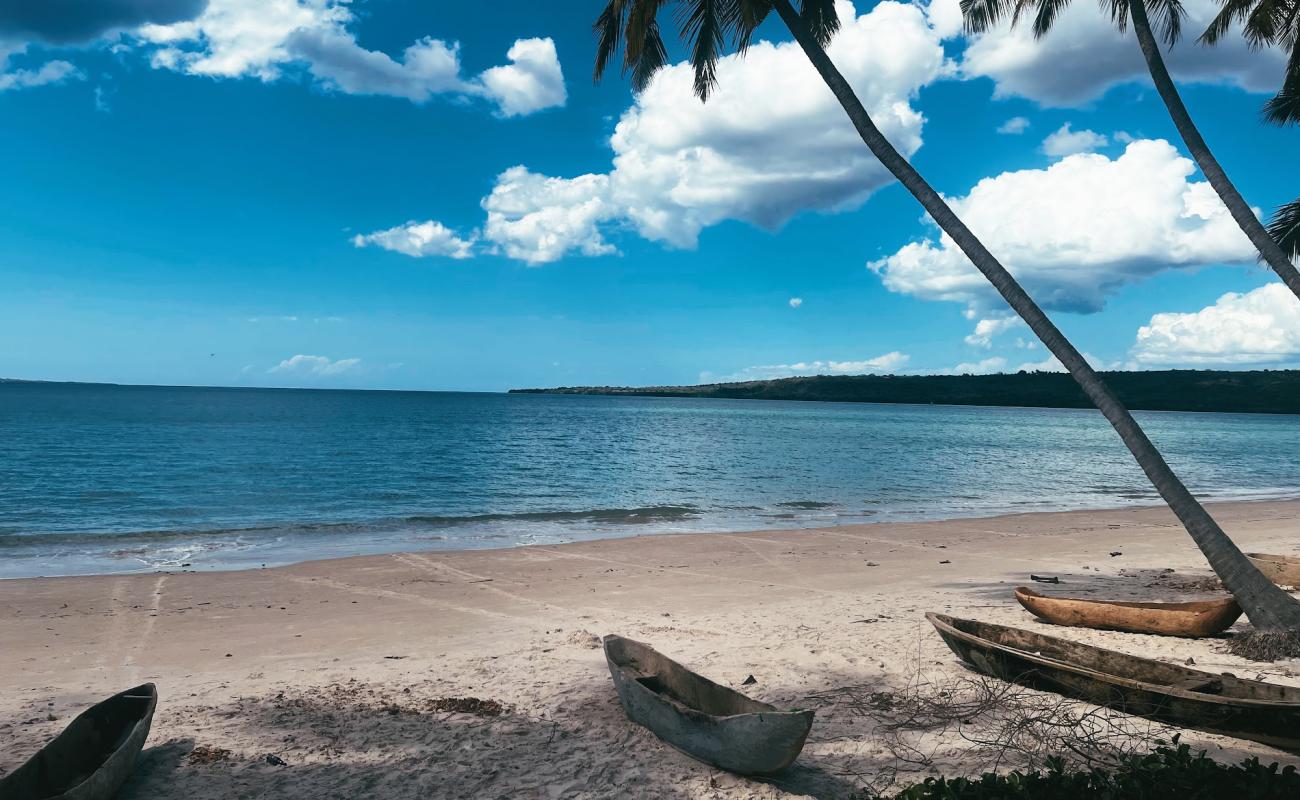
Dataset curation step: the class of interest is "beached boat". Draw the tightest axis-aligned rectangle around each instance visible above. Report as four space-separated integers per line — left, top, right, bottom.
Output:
1014 587 1241 637
602 635 813 775
1246 553 1300 588
0 683 157 800
928 614 1300 750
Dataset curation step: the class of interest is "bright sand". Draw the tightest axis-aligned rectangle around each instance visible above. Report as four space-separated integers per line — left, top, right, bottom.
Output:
3 500 1300 798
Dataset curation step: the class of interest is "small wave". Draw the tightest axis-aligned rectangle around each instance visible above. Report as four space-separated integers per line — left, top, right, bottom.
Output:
775 500 838 510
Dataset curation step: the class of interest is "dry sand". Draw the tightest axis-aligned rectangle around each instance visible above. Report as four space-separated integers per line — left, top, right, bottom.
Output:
3 500 1300 799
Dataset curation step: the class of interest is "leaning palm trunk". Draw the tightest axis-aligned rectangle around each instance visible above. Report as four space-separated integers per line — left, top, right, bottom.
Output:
770 0 1300 630
1127 0 1300 301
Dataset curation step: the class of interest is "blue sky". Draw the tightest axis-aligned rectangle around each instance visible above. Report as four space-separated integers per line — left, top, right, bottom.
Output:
1 0 1297 391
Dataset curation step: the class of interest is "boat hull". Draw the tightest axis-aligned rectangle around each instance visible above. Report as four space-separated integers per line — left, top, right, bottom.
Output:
1246 553 1300 589
928 614 1300 750
1014 587 1241 638
603 635 813 775
0 684 157 800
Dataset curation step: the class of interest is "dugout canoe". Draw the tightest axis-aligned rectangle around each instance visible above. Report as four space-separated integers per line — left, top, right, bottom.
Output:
602 634 813 775
1246 553 1300 589
0 683 157 800
928 613 1300 750
1014 587 1241 637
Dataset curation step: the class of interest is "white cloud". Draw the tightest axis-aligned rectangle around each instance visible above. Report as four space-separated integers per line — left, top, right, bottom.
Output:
949 356 1007 374
997 116 1030 134
1132 284 1300 365
352 220 476 259
0 56 80 91
789 297 803 308
136 1 564 114
1016 354 1066 373
450 0 948 264
961 0 1286 106
869 139 1255 315
964 316 1023 347
247 315 300 323
477 37 565 117
269 354 361 376
480 167 617 265
1041 123 1107 157
705 351 910 382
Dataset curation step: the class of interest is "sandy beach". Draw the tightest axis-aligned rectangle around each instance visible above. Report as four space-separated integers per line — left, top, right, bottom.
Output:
4 499 1300 798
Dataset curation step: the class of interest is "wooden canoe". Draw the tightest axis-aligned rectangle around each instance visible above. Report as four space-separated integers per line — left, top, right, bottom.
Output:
928 613 1300 750
0 684 157 800
602 635 813 775
1246 553 1300 589
1014 587 1241 637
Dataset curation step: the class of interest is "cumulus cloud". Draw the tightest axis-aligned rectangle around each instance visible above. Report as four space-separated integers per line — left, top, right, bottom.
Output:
964 316 1023 347
269 354 361 376
137 1 564 114
704 351 910 382
395 0 946 264
789 297 803 308
352 220 476 259
481 168 617 264
997 116 1030 134
477 37 565 117
868 139 1255 315
948 356 1007 374
961 0 1286 106
0 53 80 91
1132 284 1300 365
1041 123 1108 157
0 0 205 44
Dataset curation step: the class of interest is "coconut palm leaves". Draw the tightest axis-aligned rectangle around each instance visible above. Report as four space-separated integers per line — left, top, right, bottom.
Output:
593 0 836 99
962 0 1185 44
1201 0 1300 122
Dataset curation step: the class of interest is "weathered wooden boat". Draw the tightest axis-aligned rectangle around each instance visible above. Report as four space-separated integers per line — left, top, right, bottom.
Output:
1014 587 1241 638
602 635 813 775
0 684 157 800
928 613 1300 750
1246 553 1300 589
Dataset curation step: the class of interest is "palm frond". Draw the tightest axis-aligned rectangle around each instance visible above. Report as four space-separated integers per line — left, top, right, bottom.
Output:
1266 197 1300 259
1200 0 1257 44
1263 45 1300 122
1031 0 1077 38
800 0 840 47
1146 0 1187 44
676 0 733 100
593 0 630 82
736 0 774 51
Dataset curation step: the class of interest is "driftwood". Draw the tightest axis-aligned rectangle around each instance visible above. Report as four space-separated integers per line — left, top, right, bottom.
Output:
1030 574 1061 584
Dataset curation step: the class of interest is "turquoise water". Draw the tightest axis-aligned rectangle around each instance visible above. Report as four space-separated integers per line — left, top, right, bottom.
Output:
1 382 1296 578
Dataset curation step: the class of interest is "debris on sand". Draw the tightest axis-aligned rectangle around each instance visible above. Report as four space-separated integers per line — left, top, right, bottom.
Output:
429 697 505 716
188 745 232 765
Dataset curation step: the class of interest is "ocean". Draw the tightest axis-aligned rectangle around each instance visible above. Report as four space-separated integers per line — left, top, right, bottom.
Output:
1 382 1296 578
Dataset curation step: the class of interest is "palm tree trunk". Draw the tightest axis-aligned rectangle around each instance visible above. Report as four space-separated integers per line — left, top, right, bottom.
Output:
1127 0 1300 302
770 0 1300 630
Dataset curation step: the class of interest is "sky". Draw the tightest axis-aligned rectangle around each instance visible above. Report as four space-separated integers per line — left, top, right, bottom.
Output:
1 0 1298 392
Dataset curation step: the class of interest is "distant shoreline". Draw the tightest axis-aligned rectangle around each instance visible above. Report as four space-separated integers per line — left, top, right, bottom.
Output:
511 369 1300 415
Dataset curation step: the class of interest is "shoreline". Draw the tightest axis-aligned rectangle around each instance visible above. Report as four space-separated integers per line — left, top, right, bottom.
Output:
8 493 1300 582
4 498 1300 797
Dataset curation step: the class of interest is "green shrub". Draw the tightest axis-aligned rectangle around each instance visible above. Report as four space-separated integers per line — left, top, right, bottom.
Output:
889 740 1300 799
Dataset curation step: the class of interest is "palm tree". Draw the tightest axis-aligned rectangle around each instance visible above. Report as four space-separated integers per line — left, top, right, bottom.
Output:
1270 198 1300 258
961 0 1300 303
593 0 1300 631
